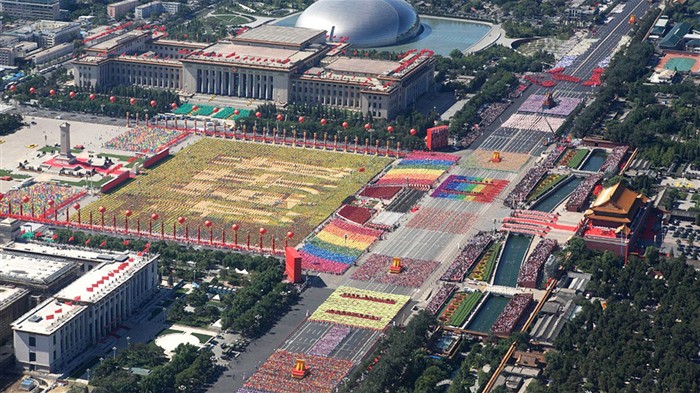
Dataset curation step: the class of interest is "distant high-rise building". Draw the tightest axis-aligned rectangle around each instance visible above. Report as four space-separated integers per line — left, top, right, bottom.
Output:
0 0 60 20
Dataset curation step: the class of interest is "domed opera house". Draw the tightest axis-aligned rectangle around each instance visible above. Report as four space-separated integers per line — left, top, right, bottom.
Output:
295 0 421 47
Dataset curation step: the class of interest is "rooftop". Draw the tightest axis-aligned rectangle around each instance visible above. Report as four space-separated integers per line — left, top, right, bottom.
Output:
234 25 325 47
4 242 133 265
89 30 149 52
181 41 317 69
325 57 400 76
12 297 86 336
0 252 75 286
54 253 155 305
0 286 29 310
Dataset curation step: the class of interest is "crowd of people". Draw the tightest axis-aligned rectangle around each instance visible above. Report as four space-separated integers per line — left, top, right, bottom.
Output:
103 126 187 153
479 102 510 127
565 173 604 211
350 254 440 288
491 293 533 335
599 146 629 174
517 238 558 288
307 326 352 357
504 166 548 208
427 284 457 315
240 350 353 393
440 233 493 282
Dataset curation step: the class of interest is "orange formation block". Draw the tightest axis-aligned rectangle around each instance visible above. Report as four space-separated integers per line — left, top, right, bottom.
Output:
291 359 309 379
389 257 404 274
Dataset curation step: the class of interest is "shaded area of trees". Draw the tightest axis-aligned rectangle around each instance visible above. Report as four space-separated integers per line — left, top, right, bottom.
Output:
531 239 700 393
0 113 23 135
91 343 216 393
252 102 438 151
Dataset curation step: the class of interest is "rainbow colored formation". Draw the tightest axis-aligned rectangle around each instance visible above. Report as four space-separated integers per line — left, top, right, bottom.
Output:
431 175 509 202
375 151 459 187
298 219 383 274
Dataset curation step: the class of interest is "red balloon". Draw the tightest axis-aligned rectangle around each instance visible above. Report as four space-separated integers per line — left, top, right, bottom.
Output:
231 223 239 231
98 206 106 213
73 203 80 210
171 102 177 109
364 123 371 130
69 91 76 99
192 105 199 111
259 227 267 235
109 96 116 103
150 100 157 108
22 196 30 203
49 89 56 96
255 111 262 118
276 114 284 121
234 109 240 115
177 216 186 224
204 220 213 228
342 121 349 129
47 199 54 206
89 93 96 100
320 118 327 126
410 128 417 136
129 98 136 105
298 116 305 123
286 231 294 238
212 107 219 113
151 213 159 220
387 126 394 133
29 87 36 94
125 210 132 217
9 85 16 92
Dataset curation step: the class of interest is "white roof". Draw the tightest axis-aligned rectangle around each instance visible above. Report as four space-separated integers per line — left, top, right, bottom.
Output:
55 253 155 305
0 253 74 285
12 297 87 336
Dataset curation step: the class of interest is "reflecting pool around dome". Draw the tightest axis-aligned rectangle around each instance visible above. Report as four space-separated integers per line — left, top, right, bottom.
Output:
277 14 491 56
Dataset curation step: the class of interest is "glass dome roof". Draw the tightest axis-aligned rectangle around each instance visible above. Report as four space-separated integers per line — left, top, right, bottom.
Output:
295 0 421 48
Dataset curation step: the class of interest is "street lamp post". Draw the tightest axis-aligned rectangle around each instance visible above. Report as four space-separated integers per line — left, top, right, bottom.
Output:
112 346 117 358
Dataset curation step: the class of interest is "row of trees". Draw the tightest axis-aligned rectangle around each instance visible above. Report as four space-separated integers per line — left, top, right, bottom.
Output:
252 102 439 150
220 263 298 337
0 113 23 135
91 343 216 393
530 240 700 392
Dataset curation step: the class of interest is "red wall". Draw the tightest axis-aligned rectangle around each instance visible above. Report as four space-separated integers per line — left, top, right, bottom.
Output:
285 247 302 283
101 171 130 193
426 126 449 151
143 148 170 168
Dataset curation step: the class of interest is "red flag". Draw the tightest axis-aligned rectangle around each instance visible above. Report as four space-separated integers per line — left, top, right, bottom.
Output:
55 308 62 313
46 314 54 320
123 240 130 246
68 236 74 242
100 241 107 247
84 239 91 245
52 234 58 240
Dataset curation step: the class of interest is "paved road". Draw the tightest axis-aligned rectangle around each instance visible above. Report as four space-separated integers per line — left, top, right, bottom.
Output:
207 278 332 393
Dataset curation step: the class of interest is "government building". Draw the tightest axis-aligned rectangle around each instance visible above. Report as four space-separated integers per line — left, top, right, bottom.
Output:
71 25 435 119
12 251 158 373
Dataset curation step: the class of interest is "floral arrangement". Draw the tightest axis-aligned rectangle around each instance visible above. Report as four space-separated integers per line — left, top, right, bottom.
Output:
103 126 188 153
309 286 410 330
1 183 84 218
350 254 440 288
375 151 459 187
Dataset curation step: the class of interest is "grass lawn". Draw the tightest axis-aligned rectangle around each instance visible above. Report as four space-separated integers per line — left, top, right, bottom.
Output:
98 152 136 162
528 174 568 202
58 176 113 188
158 328 184 336
191 332 213 344
567 149 589 168
39 146 82 154
0 169 31 179
82 138 391 238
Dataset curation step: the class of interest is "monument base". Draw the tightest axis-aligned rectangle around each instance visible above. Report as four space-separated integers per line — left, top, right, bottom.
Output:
53 154 77 166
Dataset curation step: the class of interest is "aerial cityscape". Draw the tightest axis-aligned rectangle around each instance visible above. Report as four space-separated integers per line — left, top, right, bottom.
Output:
0 0 698 392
